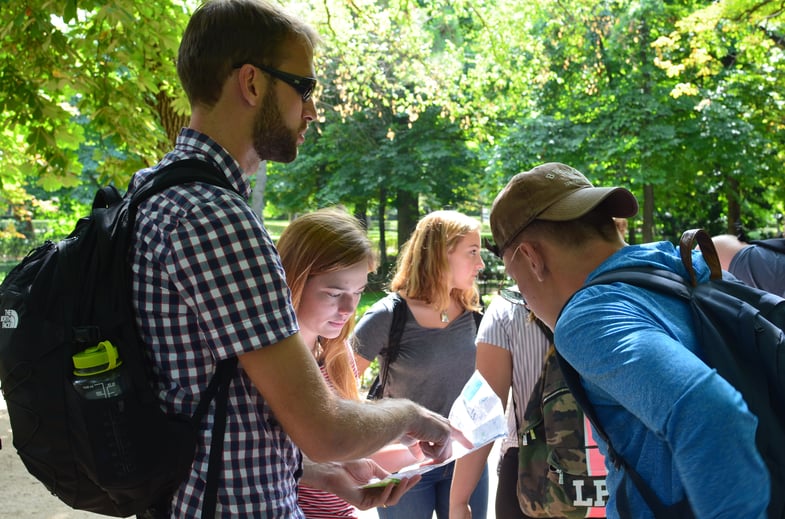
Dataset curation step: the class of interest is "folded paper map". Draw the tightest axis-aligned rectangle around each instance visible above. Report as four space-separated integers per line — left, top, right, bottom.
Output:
363 370 506 488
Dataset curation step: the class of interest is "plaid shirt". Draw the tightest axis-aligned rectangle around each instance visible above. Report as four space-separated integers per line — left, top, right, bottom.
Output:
129 129 303 518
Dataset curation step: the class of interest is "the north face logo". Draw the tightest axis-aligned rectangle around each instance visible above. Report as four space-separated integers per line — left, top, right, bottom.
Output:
1 309 18 329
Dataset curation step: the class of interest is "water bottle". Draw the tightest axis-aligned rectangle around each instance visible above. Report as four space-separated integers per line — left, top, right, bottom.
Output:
72 340 136 479
72 340 126 399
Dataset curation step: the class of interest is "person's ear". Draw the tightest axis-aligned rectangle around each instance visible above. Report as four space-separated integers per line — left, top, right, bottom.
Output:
519 241 547 282
236 64 263 106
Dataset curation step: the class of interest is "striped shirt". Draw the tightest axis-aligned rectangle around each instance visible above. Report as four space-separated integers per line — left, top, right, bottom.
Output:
297 342 359 519
475 295 550 454
129 129 302 518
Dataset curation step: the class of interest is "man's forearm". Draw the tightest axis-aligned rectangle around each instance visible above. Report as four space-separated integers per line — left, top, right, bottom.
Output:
314 398 426 462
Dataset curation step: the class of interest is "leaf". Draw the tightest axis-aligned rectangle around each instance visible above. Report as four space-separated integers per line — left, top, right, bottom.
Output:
63 0 78 23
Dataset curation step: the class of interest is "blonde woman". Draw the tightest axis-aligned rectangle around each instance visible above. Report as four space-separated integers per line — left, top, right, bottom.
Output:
278 207 418 518
354 210 488 519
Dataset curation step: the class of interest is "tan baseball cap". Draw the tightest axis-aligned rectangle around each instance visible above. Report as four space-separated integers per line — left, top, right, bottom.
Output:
488 162 638 256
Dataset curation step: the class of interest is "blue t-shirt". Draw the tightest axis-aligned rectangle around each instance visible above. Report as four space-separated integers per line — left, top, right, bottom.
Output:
555 241 769 519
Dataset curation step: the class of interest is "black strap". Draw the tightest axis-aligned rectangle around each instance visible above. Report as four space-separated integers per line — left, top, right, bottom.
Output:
196 358 238 519
129 158 239 220
750 238 785 255
532 316 553 343
512 314 555 434
367 294 408 399
383 293 409 368
368 294 483 400
472 310 484 329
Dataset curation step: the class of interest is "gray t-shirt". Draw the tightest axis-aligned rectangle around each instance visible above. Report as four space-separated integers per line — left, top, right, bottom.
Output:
354 294 478 418
729 243 785 296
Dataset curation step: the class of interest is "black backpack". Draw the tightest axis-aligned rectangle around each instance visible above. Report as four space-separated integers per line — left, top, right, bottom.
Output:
0 159 239 517
557 228 785 519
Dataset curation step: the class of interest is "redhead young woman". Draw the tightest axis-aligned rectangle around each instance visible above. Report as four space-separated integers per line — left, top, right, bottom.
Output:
277 207 421 518
353 210 488 519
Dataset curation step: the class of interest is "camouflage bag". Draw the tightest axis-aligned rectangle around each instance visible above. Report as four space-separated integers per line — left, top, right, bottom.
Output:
517 345 607 518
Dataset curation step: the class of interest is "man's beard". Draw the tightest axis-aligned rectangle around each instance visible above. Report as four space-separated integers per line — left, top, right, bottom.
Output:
252 87 299 163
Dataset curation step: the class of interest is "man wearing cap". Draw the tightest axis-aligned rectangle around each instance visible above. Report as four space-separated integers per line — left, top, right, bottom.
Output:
488 163 769 519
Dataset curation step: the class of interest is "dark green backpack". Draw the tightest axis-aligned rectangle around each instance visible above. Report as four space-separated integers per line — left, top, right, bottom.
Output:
518 344 608 518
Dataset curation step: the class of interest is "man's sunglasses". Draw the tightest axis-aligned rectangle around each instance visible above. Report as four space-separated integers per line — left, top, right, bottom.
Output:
499 287 527 307
234 62 317 102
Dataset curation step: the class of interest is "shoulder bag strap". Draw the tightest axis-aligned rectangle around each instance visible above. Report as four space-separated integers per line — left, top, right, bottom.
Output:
378 294 408 395
367 294 408 399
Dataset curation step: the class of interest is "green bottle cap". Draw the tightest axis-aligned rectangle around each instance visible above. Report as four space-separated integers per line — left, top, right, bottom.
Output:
72 340 122 376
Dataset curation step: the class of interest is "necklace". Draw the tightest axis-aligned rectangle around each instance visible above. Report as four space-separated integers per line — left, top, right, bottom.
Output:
440 310 449 323
312 338 323 358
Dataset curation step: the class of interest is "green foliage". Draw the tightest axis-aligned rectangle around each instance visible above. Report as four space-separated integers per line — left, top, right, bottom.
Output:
480 0 785 241
2 0 785 262
267 104 482 229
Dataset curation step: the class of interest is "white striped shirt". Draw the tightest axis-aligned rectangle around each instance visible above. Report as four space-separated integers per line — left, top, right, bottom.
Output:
475 295 550 453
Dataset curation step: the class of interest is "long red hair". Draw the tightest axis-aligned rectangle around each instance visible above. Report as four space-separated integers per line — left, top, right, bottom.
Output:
277 207 376 399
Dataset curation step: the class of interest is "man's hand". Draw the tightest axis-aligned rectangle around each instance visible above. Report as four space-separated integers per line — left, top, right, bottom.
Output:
304 458 421 510
399 406 473 464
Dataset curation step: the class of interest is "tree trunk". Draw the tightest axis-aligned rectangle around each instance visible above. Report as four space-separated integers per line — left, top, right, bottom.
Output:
154 90 189 148
151 90 269 221
643 183 655 243
726 175 740 235
378 186 388 270
252 161 267 222
396 189 419 252
354 200 368 230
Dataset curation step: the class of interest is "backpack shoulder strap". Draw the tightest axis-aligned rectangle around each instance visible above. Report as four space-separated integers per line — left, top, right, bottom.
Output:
128 158 239 219
512 316 552 430
586 266 691 299
555 350 688 518
585 228 719 297
554 353 614 461
750 237 785 255
533 316 554 343
472 310 483 330
386 293 409 362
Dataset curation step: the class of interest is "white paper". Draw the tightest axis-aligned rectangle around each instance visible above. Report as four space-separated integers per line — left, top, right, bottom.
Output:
363 370 507 487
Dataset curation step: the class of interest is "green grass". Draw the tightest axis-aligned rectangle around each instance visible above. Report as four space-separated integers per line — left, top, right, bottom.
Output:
358 290 386 318
264 219 288 241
